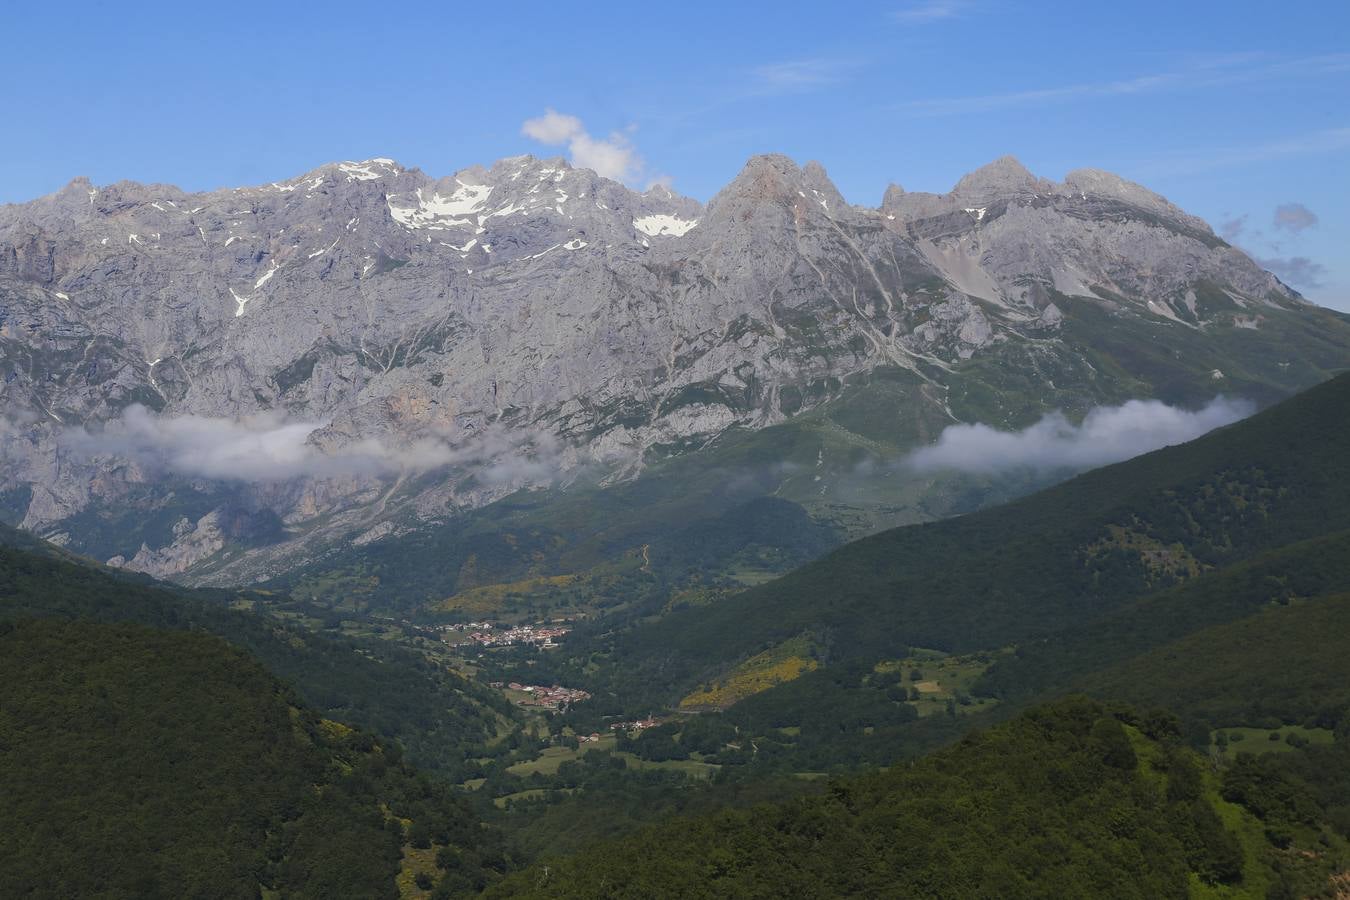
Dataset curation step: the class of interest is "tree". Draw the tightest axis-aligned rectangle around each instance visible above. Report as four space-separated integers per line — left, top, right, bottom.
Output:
1091 717 1137 771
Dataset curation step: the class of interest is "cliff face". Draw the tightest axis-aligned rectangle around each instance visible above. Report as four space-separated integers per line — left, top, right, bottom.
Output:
0 152 1334 584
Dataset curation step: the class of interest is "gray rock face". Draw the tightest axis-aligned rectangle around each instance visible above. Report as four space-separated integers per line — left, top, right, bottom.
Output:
107 512 225 576
880 159 1284 318
0 152 1311 582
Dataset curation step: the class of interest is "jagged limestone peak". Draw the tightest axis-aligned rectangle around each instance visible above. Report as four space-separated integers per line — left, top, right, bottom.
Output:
952 155 1048 203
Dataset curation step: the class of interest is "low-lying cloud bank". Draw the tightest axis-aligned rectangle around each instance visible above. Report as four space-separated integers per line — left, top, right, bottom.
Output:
63 405 564 484
907 396 1253 474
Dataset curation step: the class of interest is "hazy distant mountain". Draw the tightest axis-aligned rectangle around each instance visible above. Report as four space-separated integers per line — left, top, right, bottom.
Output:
1 152 1346 586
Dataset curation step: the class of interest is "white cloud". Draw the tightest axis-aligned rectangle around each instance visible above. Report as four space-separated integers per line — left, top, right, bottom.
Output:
62 405 564 485
906 397 1253 474
521 109 644 184
569 131 640 182
520 109 584 145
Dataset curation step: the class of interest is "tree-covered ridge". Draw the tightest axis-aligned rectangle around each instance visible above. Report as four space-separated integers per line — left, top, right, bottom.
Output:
595 371 1350 700
0 528 507 779
0 619 507 899
978 527 1350 704
487 698 1347 898
1080 593 1350 731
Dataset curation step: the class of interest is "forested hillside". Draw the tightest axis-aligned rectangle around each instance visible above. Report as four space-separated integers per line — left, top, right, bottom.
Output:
978 528 1350 703
0 527 506 779
0 619 507 898
486 699 1350 898
1080 593 1350 730
595 372 1350 699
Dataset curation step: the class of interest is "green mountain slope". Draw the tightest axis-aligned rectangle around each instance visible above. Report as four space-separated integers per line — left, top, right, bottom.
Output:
1077 593 1350 730
977 528 1350 704
0 525 507 780
0 619 506 898
495 505 1350 894
597 371 1350 695
275 487 844 619
485 699 1349 899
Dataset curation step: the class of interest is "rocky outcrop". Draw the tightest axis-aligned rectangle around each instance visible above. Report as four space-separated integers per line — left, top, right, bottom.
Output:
108 512 226 577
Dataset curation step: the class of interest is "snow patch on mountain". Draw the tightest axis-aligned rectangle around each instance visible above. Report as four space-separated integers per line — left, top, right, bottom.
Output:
388 182 493 230
633 214 698 237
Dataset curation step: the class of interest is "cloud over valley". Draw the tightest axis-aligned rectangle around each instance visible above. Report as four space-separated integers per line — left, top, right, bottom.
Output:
906 396 1254 474
61 405 565 486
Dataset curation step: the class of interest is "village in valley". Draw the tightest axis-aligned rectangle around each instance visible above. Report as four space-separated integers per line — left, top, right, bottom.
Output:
493 682 592 711
436 620 572 650
353 609 696 784
435 618 600 714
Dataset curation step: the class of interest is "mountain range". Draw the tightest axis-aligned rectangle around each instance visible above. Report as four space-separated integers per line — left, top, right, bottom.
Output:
2 152 1348 598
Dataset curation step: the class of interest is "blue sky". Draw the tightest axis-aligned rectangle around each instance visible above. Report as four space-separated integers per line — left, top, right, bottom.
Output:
3 0 1347 308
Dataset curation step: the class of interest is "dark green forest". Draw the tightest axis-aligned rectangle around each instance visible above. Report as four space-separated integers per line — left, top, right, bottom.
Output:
0 619 507 899
486 698 1349 898
977 527 1350 703
1080 593 1350 730
0 531 506 780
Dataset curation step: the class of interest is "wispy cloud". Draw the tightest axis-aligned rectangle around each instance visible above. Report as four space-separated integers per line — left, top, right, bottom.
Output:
1214 203 1326 292
62 406 565 486
748 58 859 95
1218 214 1248 241
1135 126 1350 177
1273 202 1318 233
891 0 968 24
521 109 647 184
644 55 864 131
900 73 1178 117
907 398 1253 474
1256 256 1327 289
895 53 1350 117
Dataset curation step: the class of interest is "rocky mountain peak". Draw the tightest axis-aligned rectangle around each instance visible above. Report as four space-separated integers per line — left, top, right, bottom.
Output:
1061 168 1214 235
802 160 849 212
952 155 1047 204
322 157 406 183
57 176 95 197
716 154 803 197
5 177 99 223
451 163 492 185
707 154 851 226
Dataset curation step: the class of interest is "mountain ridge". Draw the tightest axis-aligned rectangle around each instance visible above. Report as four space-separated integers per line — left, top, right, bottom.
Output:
1 149 1345 589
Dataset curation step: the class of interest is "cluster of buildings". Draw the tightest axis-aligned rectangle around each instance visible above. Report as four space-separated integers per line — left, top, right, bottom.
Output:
440 621 494 632
505 683 592 710
440 621 571 649
610 716 663 733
